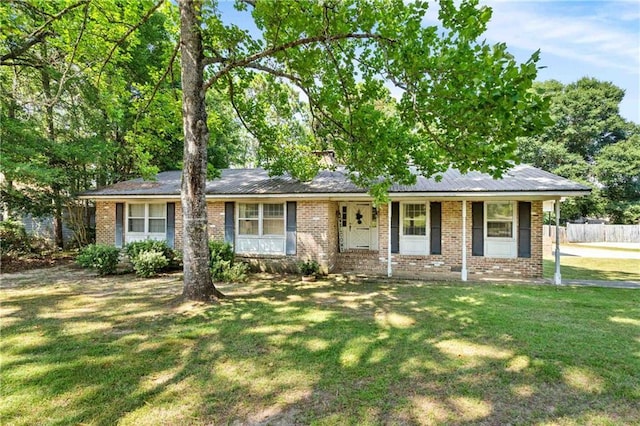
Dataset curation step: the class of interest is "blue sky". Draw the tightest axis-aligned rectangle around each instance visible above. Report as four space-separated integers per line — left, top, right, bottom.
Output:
218 0 639 123
480 0 640 123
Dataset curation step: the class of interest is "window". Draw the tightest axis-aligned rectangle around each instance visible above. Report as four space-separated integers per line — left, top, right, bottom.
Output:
400 202 429 255
236 203 286 254
238 203 259 235
263 203 285 235
126 203 166 242
486 202 513 238
483 201 517 258
403 203 427 236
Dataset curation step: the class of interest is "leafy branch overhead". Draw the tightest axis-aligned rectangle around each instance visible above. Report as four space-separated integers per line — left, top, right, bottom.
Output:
197 0 548 198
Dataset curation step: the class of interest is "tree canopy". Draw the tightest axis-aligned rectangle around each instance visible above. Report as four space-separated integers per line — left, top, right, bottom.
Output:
517 77 639 224
3 0 550 299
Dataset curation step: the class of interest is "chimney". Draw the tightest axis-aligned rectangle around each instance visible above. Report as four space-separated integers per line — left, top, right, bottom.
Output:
313 150 336 167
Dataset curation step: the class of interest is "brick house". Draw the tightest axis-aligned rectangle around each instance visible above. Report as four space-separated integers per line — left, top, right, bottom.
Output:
81 165 589 280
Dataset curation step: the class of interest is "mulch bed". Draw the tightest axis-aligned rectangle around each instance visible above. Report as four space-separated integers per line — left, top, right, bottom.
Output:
1 253 75 274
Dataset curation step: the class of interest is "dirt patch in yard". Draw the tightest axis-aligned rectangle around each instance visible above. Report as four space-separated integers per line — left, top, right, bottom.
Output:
1 253 75 274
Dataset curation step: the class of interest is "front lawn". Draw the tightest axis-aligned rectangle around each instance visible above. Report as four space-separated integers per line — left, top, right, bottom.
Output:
543 257 640 281
1 267 639 425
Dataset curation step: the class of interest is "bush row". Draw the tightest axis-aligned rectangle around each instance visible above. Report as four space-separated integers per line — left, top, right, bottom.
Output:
76 240 247 282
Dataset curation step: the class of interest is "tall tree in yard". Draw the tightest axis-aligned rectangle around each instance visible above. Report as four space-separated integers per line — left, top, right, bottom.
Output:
179 0 223 300
176 0 547 300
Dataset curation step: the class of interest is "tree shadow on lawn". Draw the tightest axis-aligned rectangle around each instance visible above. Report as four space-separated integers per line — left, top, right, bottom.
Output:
1 268 639 424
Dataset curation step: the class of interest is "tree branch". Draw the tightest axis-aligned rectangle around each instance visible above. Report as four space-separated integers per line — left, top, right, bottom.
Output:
204 32 395 90
0 0 90 64
134 40 180 126
97 0 165 85
49 0 90 107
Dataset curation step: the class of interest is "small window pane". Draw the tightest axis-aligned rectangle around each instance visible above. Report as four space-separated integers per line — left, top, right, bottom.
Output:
149 203 165 218
403 204 426 236
129 204 144 217
148 218 166 233
239 203 259 219
263 219 284 235
263 203 284 218
239 220 259 235
487 221 513 238
128 218 144 233
487 202 513 221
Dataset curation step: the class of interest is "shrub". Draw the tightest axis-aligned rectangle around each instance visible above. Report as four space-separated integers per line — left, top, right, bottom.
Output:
0 220 31 256
298 259 320 276
125 240 176 263
131 250 169 278
208 240 247 282
76 244 120 275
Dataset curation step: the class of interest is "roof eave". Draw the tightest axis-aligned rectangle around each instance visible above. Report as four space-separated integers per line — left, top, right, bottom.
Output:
79 189 591 201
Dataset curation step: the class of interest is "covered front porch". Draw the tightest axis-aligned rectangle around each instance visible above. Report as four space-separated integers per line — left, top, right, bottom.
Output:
331 198 555 280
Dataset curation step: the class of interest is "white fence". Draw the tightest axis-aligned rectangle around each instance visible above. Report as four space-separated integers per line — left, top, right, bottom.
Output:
565 223 640 243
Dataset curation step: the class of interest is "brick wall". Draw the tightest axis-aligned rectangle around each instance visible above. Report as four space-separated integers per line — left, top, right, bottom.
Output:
95 201 117 246
97 198 544 278
297 200 337 274
206 201 225 242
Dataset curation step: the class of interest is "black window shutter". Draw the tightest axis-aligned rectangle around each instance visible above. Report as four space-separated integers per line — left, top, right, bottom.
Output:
224 202 235 247
391 202 400 254
115 203 124 248
286 201 297 255
430 202 442 255
472 202 484 256
166 202 175 248
518 202 532 258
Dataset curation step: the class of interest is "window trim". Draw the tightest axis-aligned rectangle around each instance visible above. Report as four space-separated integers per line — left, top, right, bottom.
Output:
484 201 515 240
399 202 429 255
235 202 287 255
126 202 167 238
483 201 517 258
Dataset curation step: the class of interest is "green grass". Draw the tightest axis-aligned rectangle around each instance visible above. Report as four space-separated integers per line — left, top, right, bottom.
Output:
564 243 640 253
2 266 639 425
544 257 640 281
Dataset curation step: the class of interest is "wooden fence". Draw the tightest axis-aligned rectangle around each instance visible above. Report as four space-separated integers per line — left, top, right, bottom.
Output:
566 223 640 243
543 224 640 243
543 225 567 244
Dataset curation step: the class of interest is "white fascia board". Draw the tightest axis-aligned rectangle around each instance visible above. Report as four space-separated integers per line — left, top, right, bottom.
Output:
80 190 589 201
387 191 590 200
78 194 181 200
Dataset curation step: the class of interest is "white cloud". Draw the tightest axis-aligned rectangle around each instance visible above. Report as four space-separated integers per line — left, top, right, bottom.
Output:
482 0 640 74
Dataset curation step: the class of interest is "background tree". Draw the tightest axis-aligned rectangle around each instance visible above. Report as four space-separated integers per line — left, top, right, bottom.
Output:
595 135 640 223
517 77 638 223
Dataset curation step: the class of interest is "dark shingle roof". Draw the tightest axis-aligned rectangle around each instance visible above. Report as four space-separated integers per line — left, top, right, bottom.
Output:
82 165 590 198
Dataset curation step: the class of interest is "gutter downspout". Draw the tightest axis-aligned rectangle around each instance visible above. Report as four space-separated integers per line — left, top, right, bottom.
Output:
387 201 392 277
461 200 468 281
553 199 562 285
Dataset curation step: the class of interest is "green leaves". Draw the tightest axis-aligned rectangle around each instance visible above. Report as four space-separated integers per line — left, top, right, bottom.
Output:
197 0 547 202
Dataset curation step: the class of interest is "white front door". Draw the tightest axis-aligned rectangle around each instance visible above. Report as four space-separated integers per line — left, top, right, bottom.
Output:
348 202 372 249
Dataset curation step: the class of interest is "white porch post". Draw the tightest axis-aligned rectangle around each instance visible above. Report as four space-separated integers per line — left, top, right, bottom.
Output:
553 199 562 285
461 200 468 281
387 201 392 277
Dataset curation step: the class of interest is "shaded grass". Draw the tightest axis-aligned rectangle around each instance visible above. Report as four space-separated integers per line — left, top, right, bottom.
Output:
543 257 640 281
1 266 639 425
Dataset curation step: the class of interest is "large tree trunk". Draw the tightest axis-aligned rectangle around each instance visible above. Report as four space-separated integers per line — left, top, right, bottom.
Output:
41 59 64 249
179 0 223 301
